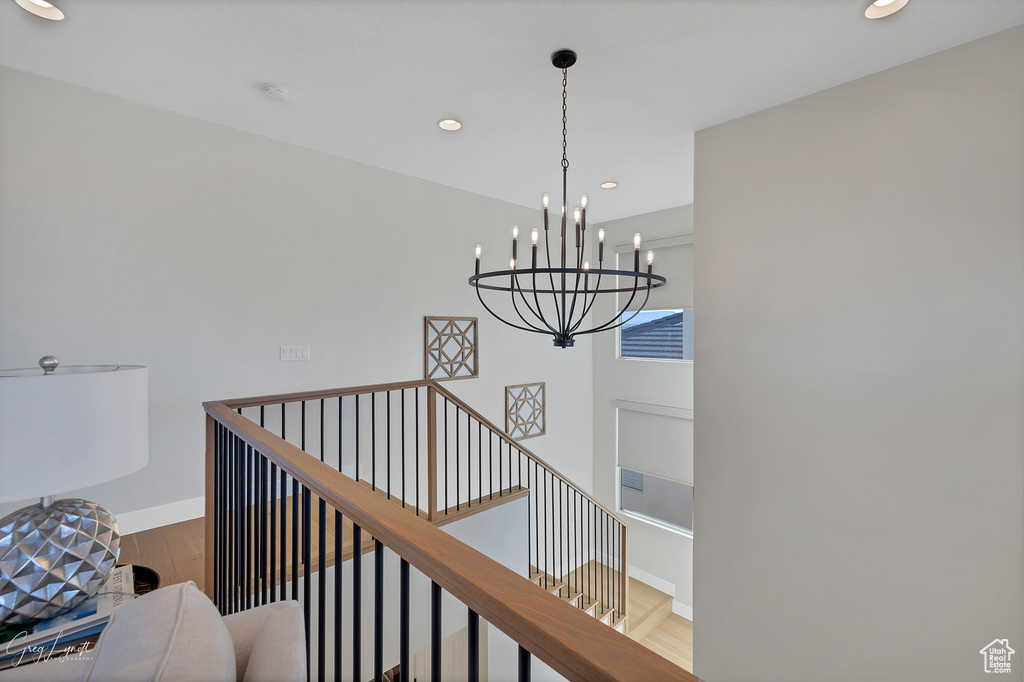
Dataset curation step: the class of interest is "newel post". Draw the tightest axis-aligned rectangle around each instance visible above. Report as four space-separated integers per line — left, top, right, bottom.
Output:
427 385 438 521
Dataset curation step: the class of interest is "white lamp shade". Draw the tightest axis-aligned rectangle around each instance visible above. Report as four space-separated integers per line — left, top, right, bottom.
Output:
0 365 149 503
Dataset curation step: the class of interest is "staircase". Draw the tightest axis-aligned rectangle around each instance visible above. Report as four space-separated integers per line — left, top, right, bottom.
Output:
202 378 685 681
531 561 627 631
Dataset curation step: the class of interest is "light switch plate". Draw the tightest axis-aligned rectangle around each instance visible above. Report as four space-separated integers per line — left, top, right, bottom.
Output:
280 345 310 361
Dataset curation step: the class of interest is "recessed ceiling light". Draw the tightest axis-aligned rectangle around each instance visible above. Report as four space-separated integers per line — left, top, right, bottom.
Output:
13 0 64 20
600 181 618 189
865 0 908 19
438 119 462 131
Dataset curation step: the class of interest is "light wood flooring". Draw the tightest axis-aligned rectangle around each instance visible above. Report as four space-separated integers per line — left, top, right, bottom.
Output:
626 577 694 673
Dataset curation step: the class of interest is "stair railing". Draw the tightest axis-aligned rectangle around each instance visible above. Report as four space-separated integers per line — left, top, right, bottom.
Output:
204 390 693 682
216 379 627 626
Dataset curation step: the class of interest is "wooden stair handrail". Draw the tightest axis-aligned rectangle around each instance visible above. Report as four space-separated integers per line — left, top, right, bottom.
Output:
213 378 625 525
203 400 694 682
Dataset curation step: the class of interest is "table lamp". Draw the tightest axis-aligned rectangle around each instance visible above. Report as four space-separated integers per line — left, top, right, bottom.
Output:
0 356 148 624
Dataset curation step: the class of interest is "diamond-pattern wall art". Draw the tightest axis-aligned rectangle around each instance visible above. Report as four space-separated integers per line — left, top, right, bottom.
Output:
506 382 546 440
424 317 479 381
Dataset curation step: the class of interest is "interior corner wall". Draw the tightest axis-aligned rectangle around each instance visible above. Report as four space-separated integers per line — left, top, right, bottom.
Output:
0 65 593 524
693 25 1024 682
592 205 693 612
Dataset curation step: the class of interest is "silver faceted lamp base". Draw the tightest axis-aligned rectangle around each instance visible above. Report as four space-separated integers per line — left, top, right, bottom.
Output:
0 497 120 624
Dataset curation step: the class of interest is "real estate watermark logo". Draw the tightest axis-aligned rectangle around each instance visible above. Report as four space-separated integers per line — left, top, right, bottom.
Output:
980 639 1014 674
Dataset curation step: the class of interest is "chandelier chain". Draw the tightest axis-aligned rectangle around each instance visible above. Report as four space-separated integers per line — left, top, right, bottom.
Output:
561 69 569 171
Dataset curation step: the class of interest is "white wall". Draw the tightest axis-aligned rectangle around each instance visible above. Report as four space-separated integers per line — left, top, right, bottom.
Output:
0 66 594 524
592 205 694 614
694 25 1024 682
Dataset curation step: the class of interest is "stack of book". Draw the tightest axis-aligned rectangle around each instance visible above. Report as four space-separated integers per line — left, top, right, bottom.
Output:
0 564 135 670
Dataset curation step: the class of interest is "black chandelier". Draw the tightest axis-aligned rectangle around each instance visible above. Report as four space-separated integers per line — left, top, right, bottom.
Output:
469 49 666 348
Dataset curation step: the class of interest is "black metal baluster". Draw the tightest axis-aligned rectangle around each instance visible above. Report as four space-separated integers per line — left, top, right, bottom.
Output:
318 497 326 682
302 487 311 671
468 608 480 682
319 398 325 463
400 559 410 682
270 461 278 604
335 398 344 682
444 397 449 514
211 423 218 612
352 524 362 682
227 429 233 614
590 502 595 611
374 539 384 682
526 453 533 575
518 645 531 682
371 392 377 491
213 423 221 612
234 435 243 614
431 581 442 682
478 421 483 504
575 490 580 603
557 479 563 592
355 394 361 483
222 424 229 612
401 389 406 508
280 468 288 603
542 466 548 589
495 433 500 497
301 400 306 453
386 391 391 500
518 448 522 489
456 406 461 511
292 477 299 602
259 446 268 605
415 388 421 516
245 444 252 611
333 509 342 682
256 413 265 606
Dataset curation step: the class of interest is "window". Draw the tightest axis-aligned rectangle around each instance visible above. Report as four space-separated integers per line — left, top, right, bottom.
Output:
615 234 693 361
620 308 693 360
619 468 693 533
616 401 693 536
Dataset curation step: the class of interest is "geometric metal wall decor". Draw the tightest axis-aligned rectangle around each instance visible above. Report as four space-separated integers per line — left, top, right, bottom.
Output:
505 382 546 440
424 317 479 381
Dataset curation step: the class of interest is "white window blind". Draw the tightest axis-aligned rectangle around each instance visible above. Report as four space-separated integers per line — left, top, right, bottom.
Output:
616 404 692 485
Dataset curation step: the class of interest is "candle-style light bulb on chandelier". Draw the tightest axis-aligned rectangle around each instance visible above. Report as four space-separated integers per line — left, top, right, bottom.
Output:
469 49 666 348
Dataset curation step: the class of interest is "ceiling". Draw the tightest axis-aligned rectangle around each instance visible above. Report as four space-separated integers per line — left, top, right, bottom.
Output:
2 0 1022 221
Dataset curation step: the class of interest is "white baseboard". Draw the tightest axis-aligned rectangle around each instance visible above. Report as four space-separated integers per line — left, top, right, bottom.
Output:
627 565 676 597
673 600 693 621
115 496 205 535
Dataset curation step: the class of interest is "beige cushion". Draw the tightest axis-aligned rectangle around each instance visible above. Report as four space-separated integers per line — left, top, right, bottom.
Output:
223 601 305 682
83 581 235 681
